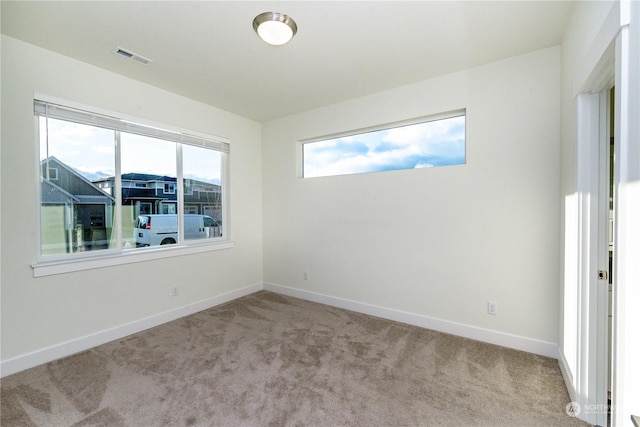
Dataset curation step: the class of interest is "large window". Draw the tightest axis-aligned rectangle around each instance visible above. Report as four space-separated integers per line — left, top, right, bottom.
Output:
302 112 465 178
36 99 229 260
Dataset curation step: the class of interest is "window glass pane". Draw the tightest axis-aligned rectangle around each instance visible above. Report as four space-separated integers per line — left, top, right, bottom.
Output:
122 133 177 248
182 145 223 240
39 117 116 255
303 114 465 178
36 100 230 262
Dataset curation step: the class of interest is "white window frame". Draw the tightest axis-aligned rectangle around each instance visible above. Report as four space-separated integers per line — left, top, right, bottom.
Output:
164 182 176 194
299 109 466 179
184 179 194 195
47 167 58 181
32 94 232 277
161 203 177 214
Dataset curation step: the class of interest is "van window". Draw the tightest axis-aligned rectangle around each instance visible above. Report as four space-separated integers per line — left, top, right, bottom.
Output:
135 216 148 229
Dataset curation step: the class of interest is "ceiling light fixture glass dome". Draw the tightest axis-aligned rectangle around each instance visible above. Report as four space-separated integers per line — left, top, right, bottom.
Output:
253 12 297 46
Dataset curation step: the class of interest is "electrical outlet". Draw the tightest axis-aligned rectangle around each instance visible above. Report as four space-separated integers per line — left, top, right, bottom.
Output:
303 271 309 280
171 286 179 297
487 301 497 315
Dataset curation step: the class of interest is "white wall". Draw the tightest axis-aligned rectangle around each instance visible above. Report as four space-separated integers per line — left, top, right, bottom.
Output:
0 36 263 369
262 47 562 352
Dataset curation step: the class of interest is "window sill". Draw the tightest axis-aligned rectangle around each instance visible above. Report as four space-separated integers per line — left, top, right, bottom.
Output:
32 241 234 277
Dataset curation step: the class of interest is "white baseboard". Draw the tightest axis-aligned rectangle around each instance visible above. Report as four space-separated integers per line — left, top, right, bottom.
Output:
557 348 576 402
0 283 262 378
264 282 559 359
2 281 560 378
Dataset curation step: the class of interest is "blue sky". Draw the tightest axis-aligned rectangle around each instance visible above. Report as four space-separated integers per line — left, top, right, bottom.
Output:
40 117 221 184
303 115 465 178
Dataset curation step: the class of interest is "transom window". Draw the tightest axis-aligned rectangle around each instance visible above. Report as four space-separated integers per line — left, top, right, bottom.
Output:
302 111 465 178
36 99 229 260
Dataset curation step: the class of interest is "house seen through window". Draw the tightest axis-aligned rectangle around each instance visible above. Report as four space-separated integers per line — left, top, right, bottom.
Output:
37 100 228 258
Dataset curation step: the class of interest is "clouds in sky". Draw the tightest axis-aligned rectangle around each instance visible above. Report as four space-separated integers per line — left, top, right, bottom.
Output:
40 117 115 179
41 117 221 185
303 115 465 178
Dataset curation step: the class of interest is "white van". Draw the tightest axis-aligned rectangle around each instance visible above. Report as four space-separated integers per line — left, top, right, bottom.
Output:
134 214 219 247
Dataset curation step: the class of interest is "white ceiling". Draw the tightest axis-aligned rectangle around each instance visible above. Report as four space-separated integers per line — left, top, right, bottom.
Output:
1 1 574 122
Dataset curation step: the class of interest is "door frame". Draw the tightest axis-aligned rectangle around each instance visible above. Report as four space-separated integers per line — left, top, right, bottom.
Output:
572 3 640 423
575 86 612 426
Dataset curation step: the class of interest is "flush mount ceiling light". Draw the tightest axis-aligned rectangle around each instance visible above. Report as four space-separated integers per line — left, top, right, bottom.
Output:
252 12 297 46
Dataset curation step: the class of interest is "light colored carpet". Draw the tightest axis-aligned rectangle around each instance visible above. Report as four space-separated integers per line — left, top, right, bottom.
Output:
1 291 589 426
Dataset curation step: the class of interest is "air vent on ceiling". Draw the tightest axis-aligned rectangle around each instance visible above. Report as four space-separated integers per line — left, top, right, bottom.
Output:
113 47 152 65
